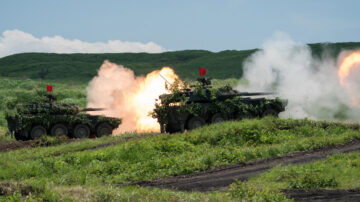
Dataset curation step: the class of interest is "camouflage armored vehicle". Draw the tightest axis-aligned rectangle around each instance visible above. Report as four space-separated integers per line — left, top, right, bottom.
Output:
5 94 121 141
152 78 287 133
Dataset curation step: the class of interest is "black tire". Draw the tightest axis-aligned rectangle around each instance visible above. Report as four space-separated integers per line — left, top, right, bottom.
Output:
211 113 226 123
165 124 180 134
262 109 279 117
51 124 68 137
30 125 47 140
187 116 206 130
14 133 22 141
73 124 90 138
96 123 113 137
14 130 28 141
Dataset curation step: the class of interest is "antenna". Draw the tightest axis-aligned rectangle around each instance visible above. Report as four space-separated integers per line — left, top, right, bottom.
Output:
159 73 171 85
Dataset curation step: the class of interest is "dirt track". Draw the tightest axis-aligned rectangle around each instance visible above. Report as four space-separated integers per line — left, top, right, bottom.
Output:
0 141 34 152
128 139 360 192
283 189 360 202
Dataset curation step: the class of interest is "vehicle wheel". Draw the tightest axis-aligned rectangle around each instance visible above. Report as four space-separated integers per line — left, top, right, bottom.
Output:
187 116 206 130
14 130 28 141
14 132 21 141
30 125 47 140
51 124 68 137
96 123 113 137
262 109 278 117
211 113 226 123
165 124 180 133
73 124 90 138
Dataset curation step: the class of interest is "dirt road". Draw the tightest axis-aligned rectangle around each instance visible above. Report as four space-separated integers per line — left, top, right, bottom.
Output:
283 189 360 202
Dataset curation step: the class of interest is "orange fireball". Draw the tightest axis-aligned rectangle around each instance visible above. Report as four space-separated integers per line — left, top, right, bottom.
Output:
338 51 360 85
87 61 179 134
133 67 178 132
338 51 360 106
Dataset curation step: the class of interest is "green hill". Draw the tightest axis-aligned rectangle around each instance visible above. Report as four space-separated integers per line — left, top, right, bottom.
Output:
0 42 359 83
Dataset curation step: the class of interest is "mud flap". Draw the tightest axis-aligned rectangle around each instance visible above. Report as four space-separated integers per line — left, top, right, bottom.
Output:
180 122 185 133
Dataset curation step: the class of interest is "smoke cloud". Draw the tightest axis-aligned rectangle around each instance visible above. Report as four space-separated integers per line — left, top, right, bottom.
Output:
0 30 166 58
86 61 179 134
237 32 360 121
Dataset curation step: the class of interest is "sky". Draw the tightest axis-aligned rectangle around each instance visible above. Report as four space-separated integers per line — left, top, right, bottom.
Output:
0 0 359 56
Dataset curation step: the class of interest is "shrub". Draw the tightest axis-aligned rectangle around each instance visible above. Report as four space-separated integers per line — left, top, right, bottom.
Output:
229 180 290 201
34 136 69 147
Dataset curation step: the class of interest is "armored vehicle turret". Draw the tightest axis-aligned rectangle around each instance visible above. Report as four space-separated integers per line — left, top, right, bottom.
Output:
5 94 121 141
152 78 287 133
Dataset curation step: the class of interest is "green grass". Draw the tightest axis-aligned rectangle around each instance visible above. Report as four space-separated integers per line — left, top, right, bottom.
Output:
1 183 290 201
248 151 360 190
1 42 359 82
0 126 12 142
0 182 234 202
0 132 146 161
1 118 360 200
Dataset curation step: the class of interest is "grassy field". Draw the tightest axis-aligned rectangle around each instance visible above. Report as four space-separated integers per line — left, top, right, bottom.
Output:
0 118 360 201
0 42 359 82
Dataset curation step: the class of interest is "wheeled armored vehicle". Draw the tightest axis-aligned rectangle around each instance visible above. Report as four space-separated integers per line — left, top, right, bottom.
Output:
6 94 121 140
153 78 287 133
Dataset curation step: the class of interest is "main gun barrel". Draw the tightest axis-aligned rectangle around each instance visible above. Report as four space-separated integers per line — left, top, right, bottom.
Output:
235 92 275 96
218 91 275 99
81 108 106 112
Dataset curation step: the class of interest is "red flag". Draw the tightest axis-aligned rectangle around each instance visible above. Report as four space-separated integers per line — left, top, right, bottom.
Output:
199 67 207 76
46 85 53 92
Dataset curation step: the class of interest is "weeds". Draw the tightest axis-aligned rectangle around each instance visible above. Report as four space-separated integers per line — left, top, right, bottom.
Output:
34 135 69 147
288 173 338 189
229 180 290 201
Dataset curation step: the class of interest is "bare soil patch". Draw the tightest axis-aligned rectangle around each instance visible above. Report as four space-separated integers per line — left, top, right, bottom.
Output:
283 189 360 202
0 140 34 152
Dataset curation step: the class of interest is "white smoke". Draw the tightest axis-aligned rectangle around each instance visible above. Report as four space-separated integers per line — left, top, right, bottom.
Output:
237 32 360 121
86 61 141 132
0 30 166 58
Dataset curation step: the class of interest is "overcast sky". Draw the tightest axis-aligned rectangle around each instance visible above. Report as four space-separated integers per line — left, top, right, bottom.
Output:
0 0 359 57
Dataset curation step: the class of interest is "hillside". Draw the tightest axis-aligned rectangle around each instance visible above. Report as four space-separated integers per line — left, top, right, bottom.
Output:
0 42 359 83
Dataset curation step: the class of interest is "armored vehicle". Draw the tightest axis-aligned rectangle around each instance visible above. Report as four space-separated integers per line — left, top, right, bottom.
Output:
6 94 121 141
153 78 287 133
